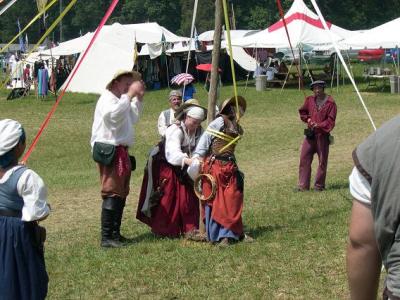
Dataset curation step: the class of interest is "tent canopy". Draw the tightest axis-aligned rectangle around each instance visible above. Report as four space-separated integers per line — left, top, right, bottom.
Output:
28 22 188 94
231 0 354 49
340 17 400 49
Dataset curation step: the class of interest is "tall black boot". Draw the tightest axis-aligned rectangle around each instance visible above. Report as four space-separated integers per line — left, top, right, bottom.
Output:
101 198 122 248
113 198 128 242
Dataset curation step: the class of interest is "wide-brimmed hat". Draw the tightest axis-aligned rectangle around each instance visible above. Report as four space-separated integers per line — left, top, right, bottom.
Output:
310 80 326 90
174 99 207 121
219 96 247 115
106 70 142 90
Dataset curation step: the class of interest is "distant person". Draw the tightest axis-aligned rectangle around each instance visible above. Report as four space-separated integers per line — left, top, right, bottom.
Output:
266 62 278 81
0 119 51 299
253 62 266 78
346 115 400 300
182 82 196 102
91 70 145 248
296 80 337 191
276 60 288 80
23 64 31 82
157 90 182 137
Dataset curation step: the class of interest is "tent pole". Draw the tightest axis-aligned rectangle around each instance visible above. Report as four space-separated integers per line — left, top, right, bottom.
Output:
280 59 293 94
166 55 170 88
336 54 339 93
330 54 336 90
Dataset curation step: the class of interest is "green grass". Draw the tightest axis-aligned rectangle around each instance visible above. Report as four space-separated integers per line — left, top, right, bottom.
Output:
0 67 398 299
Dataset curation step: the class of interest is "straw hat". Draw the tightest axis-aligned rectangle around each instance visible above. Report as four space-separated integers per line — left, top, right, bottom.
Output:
219 95 247 115
106 70 142 90
174 99 207 121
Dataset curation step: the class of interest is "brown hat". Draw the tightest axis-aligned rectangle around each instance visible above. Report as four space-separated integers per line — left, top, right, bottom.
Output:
219 96 247 115
106 70 142 90
174 99 207 121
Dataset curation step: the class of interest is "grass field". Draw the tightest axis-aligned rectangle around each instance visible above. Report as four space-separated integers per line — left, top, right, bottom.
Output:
0 69 399 299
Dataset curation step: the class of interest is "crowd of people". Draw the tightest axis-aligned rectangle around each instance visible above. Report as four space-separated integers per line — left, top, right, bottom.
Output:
1 66 400 299
1 52 73 98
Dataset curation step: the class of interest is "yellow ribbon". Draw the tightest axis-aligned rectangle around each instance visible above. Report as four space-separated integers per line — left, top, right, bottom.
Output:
0 0 58 55
222 0 240 122
219 135 241 153
2 0 77 88
206 128 235 142
206 127 241 153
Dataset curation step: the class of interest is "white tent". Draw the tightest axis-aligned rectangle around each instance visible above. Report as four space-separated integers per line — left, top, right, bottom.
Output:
231 0 354 48
197 30 259 72
340 17 400 49
28 22 188 94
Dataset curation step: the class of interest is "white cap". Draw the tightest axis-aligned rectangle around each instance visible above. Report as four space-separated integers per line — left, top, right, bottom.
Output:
0 119 23 156
185 106 205 121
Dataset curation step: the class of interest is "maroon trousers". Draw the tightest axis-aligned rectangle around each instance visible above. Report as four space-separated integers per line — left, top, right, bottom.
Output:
298 134 330 190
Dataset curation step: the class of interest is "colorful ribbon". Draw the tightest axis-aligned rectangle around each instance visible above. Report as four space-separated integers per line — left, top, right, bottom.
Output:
22 0 120 162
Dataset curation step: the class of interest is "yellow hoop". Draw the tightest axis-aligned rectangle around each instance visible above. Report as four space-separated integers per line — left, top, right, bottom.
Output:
193 173 217 202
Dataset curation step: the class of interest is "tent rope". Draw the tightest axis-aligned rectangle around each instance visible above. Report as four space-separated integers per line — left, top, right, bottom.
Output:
0 0 58 55
182 0 198 97
276 0 304 91
21 0 120 162
309 0 376 131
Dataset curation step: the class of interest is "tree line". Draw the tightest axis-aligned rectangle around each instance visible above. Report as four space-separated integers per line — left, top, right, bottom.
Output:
0 0 398 44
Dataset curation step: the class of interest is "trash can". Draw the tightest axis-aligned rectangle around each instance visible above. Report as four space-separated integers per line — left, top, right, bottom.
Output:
389 75 398 94
398 76 400 94
255 75 267 91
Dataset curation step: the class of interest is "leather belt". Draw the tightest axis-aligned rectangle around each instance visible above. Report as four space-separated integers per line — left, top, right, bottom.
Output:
214 155 236 162
0 208 22 218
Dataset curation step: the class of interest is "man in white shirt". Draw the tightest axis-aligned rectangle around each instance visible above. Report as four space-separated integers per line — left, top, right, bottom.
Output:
91 70 145 248
157 90 182 136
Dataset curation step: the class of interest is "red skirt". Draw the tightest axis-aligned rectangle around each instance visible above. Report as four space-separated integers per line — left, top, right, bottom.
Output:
137 158 199 237
201 157 244 235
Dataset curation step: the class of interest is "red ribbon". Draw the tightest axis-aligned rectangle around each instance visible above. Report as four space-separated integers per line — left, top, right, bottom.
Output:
22 0 120 162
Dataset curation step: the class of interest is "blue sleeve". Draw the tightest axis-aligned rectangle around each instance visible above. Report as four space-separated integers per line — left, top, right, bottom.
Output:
193 117 224 157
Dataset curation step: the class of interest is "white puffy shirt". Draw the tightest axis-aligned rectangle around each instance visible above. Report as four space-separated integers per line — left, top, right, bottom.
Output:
0 165 50 221
349 166 371 205
90 90 143 148
157 108 175 137
165 122 199 167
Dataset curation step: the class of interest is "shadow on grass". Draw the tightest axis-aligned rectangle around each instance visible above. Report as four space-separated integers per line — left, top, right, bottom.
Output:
247 205 350 240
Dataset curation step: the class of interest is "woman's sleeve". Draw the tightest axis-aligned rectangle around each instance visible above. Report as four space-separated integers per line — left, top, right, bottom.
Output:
165 126 187 167
17 169 50 222
193 117 224 158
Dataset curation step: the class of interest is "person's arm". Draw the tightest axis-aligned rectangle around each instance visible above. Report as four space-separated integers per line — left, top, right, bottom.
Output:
299 97 311 123
157 111 167 136
165 125 188 167
18 169 50 222
347 200 381 300
193 117 224 158
127 80 145 124
316 100 337 133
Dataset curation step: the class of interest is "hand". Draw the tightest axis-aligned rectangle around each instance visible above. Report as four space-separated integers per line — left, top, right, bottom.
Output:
127 80 145 101
184 158 193 166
